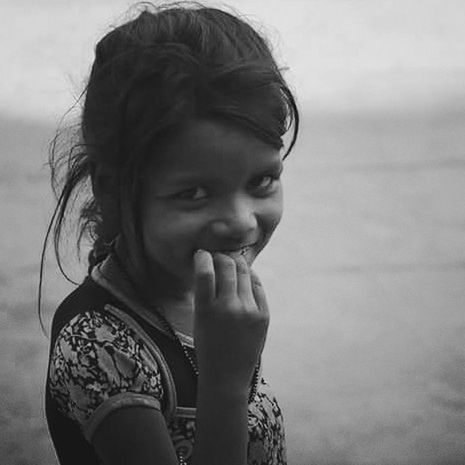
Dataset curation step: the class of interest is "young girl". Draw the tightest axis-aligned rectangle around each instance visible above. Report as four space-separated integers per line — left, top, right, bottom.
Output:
44 2 299 464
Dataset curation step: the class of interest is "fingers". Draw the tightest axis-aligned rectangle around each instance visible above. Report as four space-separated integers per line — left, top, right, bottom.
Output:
195 250 265 314
250 269 269 317
213 253 237 298
236 255 254 303
194 250 215 306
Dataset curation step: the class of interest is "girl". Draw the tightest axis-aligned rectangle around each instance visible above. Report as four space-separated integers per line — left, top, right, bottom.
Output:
43 2 299 464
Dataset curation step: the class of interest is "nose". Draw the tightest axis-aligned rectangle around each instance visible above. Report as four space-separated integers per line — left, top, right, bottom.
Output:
209 195 258 240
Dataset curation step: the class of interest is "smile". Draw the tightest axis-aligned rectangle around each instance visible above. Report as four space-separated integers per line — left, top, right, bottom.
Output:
221 246 251 256
215 243 257 258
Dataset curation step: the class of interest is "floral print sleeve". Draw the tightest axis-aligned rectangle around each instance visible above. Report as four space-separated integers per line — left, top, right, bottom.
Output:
48 310 164 440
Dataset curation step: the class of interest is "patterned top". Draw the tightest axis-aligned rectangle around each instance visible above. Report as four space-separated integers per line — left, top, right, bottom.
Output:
47 255 287 464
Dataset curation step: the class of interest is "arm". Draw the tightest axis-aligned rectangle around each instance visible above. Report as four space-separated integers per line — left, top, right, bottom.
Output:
48 312 181 465
92 407 179 465
91 249 268 465
191 383 249 465
191 250 270 465
92 389 248 465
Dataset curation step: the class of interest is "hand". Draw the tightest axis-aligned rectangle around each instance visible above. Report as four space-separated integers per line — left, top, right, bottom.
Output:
193 249 269 393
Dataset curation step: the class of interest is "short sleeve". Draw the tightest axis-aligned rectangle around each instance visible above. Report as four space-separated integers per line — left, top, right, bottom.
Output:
48 309 164 440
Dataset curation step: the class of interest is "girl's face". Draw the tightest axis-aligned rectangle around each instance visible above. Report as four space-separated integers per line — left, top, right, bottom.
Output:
140 119 283 296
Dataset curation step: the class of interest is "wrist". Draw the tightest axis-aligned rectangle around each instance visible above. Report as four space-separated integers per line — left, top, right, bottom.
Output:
197 376 250 400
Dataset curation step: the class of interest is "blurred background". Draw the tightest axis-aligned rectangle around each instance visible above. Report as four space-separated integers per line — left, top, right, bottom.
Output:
1 1 465 464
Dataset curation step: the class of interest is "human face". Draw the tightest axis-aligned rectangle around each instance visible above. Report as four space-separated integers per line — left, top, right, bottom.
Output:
140 119 284 296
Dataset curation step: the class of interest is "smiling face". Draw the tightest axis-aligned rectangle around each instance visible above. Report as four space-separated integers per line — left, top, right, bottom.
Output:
139 119 284 298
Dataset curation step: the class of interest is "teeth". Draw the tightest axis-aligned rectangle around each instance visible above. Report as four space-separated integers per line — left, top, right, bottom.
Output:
222 246 250 257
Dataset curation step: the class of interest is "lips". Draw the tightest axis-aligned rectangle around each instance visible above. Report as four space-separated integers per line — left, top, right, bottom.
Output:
214 242 257 255
219 245 252 256
192 241 259 264
211 243 257 265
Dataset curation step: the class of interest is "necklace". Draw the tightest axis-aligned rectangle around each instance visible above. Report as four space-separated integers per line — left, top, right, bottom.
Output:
111 252 261 405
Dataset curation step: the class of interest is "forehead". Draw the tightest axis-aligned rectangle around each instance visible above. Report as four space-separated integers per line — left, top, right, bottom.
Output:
148 119 282 181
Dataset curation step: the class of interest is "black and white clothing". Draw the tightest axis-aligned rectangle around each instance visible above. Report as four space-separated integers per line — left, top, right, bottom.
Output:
45 254 287 464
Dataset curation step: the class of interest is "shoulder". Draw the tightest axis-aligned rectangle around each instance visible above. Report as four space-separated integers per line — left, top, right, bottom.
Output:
49 276 114 342
48 306 165 436
52 307 146 359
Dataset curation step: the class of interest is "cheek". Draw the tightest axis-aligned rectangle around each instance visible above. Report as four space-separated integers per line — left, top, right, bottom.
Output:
141 207 203 251
269 187 284 223
141 206 176 254
260 191 284 237
267 207 283 235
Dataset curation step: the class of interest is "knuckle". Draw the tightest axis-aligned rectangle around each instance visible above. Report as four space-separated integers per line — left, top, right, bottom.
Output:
217 296 241 311
252 309 269 325
256 309 269 321
261 313 270 326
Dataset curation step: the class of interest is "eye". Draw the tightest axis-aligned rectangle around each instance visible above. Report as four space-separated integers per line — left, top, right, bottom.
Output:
172 186 207 201
250 174 279 191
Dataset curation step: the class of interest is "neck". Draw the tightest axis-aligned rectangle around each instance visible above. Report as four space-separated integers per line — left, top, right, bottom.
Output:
114 237 194 307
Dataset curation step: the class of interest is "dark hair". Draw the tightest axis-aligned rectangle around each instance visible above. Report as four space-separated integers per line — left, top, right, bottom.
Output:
39 1 299 329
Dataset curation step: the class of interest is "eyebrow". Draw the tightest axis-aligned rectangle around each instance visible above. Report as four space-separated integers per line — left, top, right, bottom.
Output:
163 160 283 186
